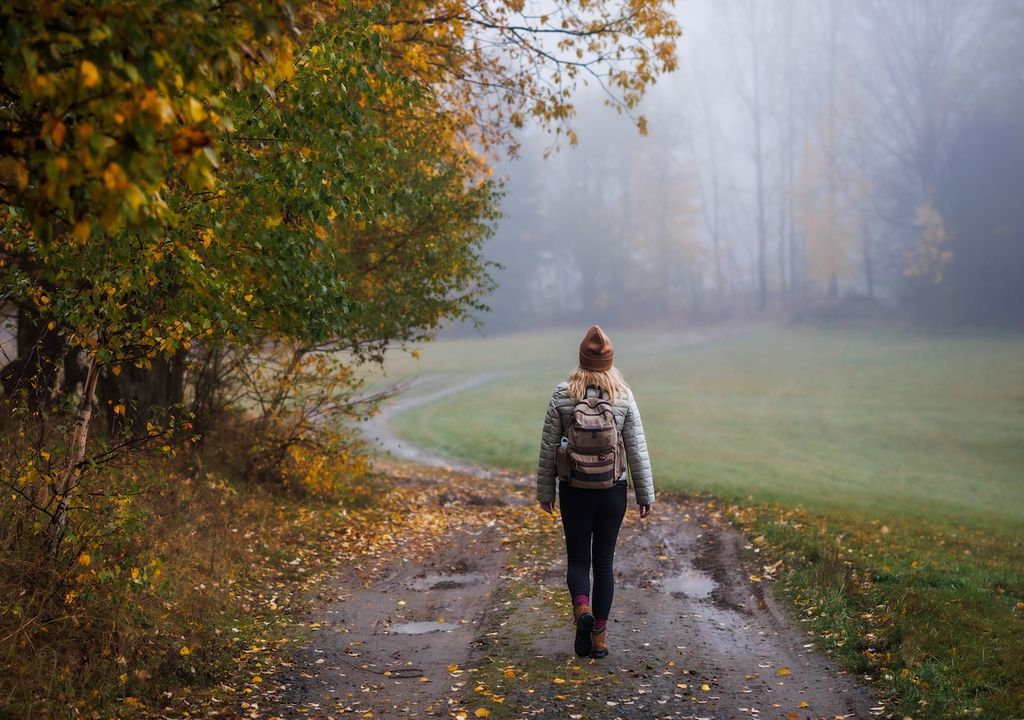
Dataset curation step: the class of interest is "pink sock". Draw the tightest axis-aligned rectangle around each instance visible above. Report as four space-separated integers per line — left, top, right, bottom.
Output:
573 594 590 607
593 618 607 631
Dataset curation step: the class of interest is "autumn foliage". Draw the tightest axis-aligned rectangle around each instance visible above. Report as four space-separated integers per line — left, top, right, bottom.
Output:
0 0 679 715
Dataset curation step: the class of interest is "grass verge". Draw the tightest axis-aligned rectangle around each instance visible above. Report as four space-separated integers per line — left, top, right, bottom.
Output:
723 501 1024 719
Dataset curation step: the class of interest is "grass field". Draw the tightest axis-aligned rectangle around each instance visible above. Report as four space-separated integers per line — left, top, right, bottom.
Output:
389 325 1024 530
378 324 1024 718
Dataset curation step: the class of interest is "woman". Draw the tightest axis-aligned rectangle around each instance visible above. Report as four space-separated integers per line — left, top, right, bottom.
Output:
536 325 655 659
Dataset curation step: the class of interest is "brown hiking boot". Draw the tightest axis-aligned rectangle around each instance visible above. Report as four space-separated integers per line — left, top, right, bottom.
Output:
591 625 608 659
573 603 594 657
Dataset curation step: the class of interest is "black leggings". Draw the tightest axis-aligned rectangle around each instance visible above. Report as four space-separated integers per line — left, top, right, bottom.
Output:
558 480 627 620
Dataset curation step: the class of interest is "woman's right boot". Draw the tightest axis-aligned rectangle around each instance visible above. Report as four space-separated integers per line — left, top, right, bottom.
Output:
573 602 594 657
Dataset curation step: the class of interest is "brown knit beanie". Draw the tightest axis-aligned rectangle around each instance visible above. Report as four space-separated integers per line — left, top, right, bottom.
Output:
579 325 614 371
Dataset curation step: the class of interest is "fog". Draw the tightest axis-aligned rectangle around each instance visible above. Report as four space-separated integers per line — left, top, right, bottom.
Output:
475 0 1024 333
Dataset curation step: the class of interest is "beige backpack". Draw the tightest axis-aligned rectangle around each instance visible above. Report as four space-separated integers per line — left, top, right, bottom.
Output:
556 387 626 489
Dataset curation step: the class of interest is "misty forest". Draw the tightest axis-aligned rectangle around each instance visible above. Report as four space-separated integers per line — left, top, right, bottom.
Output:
484 0 1024 331
1 2 1022 720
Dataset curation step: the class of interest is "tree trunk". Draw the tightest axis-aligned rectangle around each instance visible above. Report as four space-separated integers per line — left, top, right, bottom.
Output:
862 221 875 298
47 355 100 556
100 348 188 436
0 305 64 406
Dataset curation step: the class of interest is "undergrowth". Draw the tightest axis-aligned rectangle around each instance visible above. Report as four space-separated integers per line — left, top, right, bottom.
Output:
0 425 382 719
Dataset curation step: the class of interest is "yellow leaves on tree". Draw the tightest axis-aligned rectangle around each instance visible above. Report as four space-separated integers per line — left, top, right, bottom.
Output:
366 0 680 153
79 60 101 89
904 201 952 285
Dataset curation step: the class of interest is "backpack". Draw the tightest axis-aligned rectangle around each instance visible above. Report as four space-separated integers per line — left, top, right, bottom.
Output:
557 386 626 489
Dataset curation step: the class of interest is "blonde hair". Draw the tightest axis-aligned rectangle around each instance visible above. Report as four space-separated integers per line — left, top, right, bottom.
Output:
567 365 629 404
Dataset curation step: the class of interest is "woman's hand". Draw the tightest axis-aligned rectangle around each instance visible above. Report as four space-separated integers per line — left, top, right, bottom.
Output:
639 504 652 519
539 500 555 515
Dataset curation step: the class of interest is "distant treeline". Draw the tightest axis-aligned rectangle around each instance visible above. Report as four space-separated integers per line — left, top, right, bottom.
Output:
482 0 1024 331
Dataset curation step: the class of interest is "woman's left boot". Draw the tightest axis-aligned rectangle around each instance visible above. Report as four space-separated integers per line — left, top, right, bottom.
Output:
573 602 594 657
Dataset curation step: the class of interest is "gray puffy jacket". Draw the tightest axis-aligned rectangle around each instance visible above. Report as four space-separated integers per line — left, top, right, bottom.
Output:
536 381 655 506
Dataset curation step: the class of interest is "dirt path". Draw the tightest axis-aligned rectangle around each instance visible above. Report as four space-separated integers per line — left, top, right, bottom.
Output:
256 325 888 719
361 371 510 476
253 465 886 720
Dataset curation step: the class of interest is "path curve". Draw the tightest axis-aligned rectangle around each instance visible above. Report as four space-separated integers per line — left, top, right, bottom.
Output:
361 322 761 480
361 370 519 479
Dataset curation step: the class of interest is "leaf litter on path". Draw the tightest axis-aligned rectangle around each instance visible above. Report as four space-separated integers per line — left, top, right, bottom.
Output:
227 459 888 719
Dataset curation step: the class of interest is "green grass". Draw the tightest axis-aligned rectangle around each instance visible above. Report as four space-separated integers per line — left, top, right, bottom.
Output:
391 326 1024 531
383 324 1024 718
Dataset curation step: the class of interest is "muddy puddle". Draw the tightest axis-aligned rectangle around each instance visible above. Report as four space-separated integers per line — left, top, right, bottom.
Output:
409 573 482 591
660 567 717 598
388 620 462 635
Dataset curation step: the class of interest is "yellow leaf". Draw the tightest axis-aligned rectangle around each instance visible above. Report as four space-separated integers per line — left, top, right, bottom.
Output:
474 710 490 718
787 713 798 720
118 673 128 685
179 646 191 656
77 553 91 567
103 162 128 190
700 683 710 692
80 60 100 88
49 120 67 147
125 184 146 211
40 450 51 461
252 675 262 683
185 97 206 123
799 701 810 708
418 676 429 683
114 404 126 416
777 667 791 676
553 677 566 685
73 219 90 244
130 567 140 580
